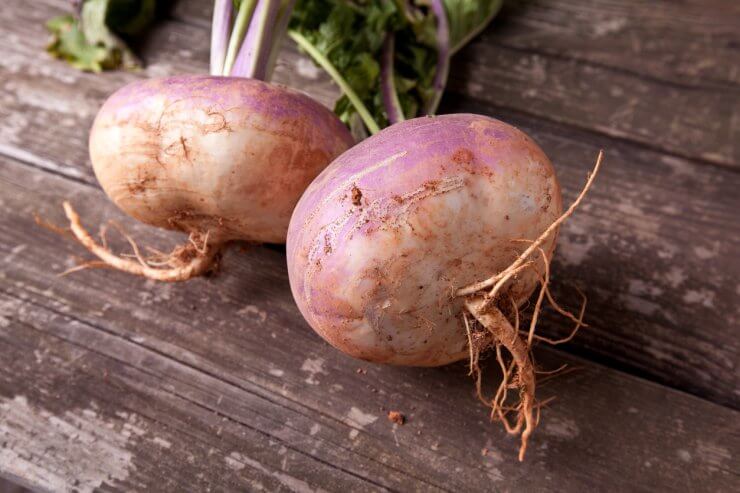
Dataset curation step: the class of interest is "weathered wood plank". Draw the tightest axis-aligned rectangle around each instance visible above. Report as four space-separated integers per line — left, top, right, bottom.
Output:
481 0 740 87
0 293 413 492
450 0 740 169
1 156 739 491
449 43 739 169
1 0 738 407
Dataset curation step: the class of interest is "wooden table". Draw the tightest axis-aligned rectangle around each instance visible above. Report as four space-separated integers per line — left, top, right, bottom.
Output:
1 0 738 491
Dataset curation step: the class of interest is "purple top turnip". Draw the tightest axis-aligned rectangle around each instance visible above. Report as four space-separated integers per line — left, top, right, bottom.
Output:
287 114 562 366
89 75 352 245
287 113 602 460
62 0 353 281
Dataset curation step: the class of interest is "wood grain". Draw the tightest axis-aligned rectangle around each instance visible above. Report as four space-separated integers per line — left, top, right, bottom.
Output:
1 0 738 407
451 0 740 169
1 156 738 492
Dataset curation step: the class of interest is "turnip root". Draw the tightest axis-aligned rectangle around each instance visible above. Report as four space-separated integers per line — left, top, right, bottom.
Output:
287 114 602 459
61 1 354 281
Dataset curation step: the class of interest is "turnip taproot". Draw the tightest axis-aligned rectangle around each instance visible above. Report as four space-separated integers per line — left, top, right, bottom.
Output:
287 114 602 460
61 0 353 281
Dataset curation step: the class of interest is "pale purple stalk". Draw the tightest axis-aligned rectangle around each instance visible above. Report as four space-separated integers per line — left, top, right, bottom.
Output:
380 33 404 124
231 0 281 80
210 0 233 75
265 0 297 80
426 0 450 115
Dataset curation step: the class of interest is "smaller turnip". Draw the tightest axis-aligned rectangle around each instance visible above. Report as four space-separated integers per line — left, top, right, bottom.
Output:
61 0 353 281
287 114 602 459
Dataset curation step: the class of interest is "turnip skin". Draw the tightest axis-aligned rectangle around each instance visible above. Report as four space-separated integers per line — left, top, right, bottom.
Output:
90 75 354 244
287 114 562 366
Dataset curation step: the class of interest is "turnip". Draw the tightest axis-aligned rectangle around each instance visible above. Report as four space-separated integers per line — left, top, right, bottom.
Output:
61 0 354 281
287 114 602 460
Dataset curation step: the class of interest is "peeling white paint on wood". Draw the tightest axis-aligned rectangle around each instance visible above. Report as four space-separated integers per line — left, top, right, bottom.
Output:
295 58 321 80
682 289 716 308
0 395 137 492
0 298 21 328
300 357 327 385
663 267 687 289
696 440 732 472
152 437 172 449
225 451 322 493
543 417 580 440
593 17 628 37
346 407 378 429
238 304 268 323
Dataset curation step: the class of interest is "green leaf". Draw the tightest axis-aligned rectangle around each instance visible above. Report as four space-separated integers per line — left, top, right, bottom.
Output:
443 0 504 54
290 0 503 133
46 14 110 72
81 0 140 70
46 0 160 72
290 0 405 130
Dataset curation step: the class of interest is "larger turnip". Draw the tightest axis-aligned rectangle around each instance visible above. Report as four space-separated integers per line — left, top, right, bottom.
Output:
287 114 601 459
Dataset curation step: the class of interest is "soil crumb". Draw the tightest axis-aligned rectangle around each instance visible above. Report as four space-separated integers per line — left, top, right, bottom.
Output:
387 411 405 425
351 185 362 206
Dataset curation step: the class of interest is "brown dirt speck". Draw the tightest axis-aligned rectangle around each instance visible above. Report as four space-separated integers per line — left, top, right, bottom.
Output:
387 411 405 425
423 180 440 192
541 192 553 212
452 148 474 164
351 185 363 206
127 174 156 194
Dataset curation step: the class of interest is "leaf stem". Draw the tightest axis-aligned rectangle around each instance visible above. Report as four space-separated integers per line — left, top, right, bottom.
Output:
264 0 296 80
288 29 381 135
231 0 280 79
222 0 258 76
380 33 404 124
210 0 233 75
426 0 450 115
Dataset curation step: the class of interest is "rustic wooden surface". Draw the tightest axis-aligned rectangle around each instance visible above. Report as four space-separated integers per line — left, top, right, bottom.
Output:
1 0 739 491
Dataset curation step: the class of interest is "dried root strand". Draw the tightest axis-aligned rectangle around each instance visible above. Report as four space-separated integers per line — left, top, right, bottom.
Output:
34 212 73 238
457 151 603 461
465 297 535 462
528 287 587 346
62 201 222 282
463 311 492 407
